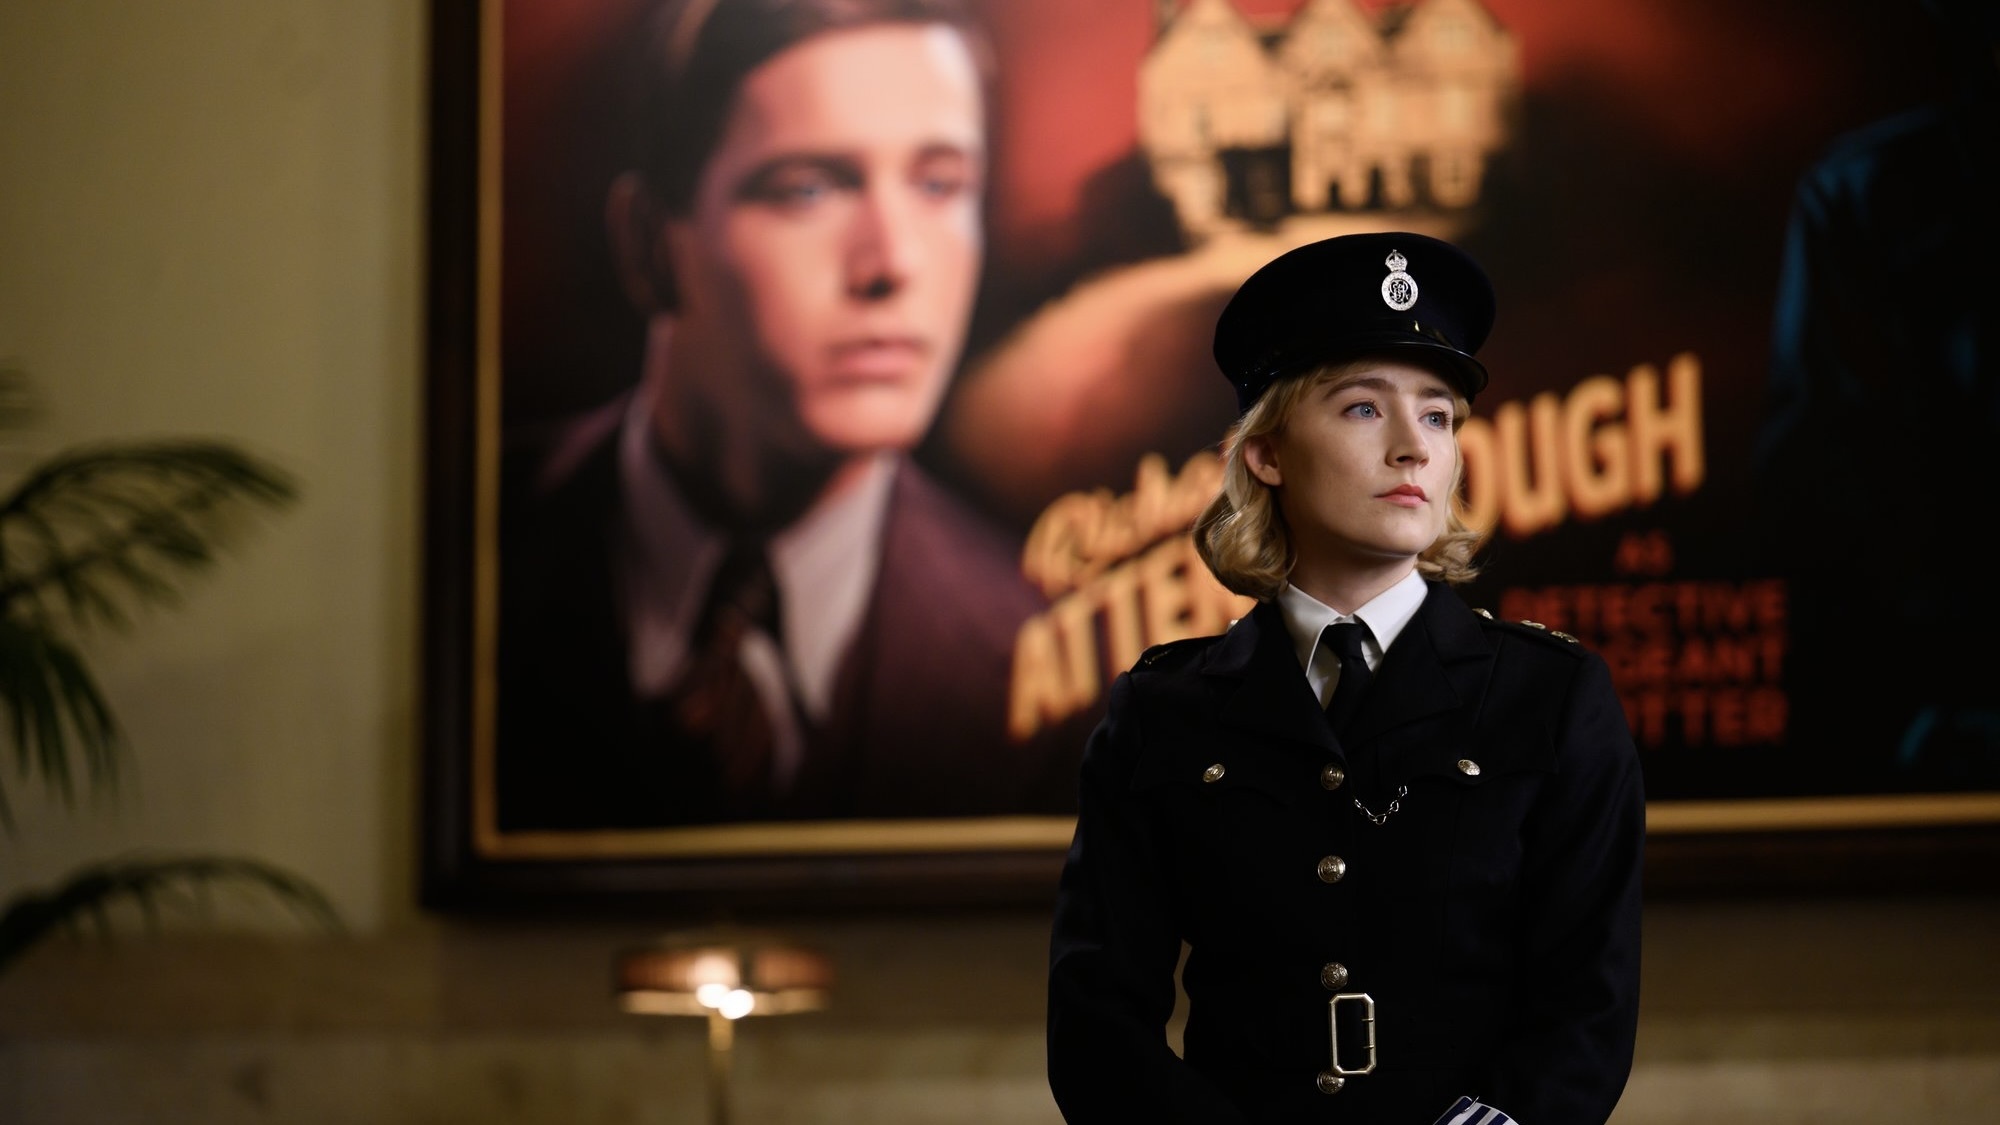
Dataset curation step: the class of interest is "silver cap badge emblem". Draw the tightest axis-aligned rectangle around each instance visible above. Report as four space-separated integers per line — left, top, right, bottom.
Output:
1380 250 1417 312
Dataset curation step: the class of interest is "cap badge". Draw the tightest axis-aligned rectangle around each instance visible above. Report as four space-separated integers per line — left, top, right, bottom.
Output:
1380 250 1418 312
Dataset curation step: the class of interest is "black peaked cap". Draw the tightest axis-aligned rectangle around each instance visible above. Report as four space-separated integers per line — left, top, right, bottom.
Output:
1213 231 1496 414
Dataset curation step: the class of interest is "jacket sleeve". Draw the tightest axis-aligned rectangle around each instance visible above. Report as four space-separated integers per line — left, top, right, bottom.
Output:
1046 671 1251 1125
1474 651 1646 1124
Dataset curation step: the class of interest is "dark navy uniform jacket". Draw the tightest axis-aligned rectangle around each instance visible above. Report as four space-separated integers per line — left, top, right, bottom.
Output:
1048 582 1643 1124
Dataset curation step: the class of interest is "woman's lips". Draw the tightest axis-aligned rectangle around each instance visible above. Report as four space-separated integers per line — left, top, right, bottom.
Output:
1380 484 1428 508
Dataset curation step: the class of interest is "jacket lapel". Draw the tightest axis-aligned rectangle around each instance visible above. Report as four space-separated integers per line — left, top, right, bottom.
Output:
1346 581 1494 777
1205 600 1341 759
1198 585 1494 767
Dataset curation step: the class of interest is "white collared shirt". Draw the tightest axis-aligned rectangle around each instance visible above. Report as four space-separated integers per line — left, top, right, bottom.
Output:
1275 568 1429 708
614 380 894 790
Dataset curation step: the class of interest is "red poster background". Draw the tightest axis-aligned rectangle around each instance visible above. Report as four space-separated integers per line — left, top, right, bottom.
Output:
486 0 1992 825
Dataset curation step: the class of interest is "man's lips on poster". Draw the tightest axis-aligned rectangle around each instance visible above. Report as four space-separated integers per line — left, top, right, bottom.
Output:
828 335 929 383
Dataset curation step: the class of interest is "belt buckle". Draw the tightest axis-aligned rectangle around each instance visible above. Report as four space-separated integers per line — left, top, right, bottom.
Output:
1328 992 1377 1076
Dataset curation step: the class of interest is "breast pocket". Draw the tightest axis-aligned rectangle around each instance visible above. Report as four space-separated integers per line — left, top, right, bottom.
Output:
1132 744 1324 921
1364 734 1555 905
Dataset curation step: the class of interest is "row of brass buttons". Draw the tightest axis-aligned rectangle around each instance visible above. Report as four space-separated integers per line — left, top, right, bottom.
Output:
1202 754 1362 1095
1318 957 1357 1095
1200 759 1477 785
1201 761 1352 788
1194 753 1486 1096
1319 755 1350 1096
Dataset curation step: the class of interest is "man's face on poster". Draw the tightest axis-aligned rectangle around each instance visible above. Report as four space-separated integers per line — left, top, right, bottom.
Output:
663 23 986 460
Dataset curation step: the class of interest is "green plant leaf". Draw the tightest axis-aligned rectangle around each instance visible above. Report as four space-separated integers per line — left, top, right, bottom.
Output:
0 617 123 827
0 440 294 815
0 853 344 977
0 441 297 634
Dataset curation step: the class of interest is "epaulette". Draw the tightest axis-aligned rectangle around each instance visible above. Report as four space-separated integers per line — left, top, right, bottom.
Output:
1133 634 1213 672
1470 608 1589 653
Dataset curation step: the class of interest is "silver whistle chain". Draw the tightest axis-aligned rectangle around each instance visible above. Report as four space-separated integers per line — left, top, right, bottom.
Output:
1353 785 1409 826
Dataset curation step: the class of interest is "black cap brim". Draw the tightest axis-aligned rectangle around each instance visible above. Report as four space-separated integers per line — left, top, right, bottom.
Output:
1214 232 1496 414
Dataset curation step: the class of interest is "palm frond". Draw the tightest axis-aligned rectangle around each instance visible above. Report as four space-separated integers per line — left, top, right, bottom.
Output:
0 441 297 633
0 616 123 825
0 853 344 976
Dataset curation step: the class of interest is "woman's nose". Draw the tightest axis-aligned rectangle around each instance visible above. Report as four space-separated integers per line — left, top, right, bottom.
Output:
1389 413 1431 463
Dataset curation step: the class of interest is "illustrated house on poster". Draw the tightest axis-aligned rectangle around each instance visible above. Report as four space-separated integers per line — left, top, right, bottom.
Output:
1140 0 1518 237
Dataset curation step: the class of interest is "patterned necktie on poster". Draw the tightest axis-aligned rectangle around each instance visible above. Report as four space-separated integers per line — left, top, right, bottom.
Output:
670 538 786 804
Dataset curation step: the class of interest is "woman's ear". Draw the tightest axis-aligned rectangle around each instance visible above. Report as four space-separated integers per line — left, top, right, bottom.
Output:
1243 433 1283 487
605 172 675 312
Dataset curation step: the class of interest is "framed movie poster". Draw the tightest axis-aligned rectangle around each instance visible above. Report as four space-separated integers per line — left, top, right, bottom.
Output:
423 0 2000 912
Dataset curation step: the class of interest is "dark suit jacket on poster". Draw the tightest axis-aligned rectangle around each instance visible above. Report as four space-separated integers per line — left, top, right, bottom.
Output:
1756 88 2000 782
493 397 1080 830
1048 585 1645 1125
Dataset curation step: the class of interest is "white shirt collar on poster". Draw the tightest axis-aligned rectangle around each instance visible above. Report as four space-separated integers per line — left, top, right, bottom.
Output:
614 377 894 740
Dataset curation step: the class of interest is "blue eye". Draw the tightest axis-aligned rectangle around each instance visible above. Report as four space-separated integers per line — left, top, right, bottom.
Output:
737 160 862 209
768 174 833 206
912 151 979 202
917 172 966 199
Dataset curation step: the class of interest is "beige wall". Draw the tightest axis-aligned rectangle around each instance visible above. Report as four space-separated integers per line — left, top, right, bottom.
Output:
0 0 422 929
0 2 1994 1122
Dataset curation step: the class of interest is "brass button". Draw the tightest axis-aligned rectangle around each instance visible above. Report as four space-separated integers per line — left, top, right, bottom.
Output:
1457 759 1481 776
1202 763 1226 783
1316 855 1347 884
1319 763 1346 790
1316 1071 1345 1095
1320 962 1349 989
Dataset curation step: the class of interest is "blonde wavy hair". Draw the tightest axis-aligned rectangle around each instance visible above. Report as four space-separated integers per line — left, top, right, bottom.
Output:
1193 359 1485 601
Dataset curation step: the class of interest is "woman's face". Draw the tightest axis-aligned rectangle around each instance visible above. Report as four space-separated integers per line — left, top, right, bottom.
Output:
1247 359 1460 585
663 23 986 461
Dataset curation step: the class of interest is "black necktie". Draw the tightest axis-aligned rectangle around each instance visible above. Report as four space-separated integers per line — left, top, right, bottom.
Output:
670 539 785 802
1322 621 1374 735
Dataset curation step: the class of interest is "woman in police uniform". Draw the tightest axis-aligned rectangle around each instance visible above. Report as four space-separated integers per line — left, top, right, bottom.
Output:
1046 232 1644 1125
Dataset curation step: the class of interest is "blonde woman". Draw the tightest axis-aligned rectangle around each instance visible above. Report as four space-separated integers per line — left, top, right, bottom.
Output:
1047 233 1644 1125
